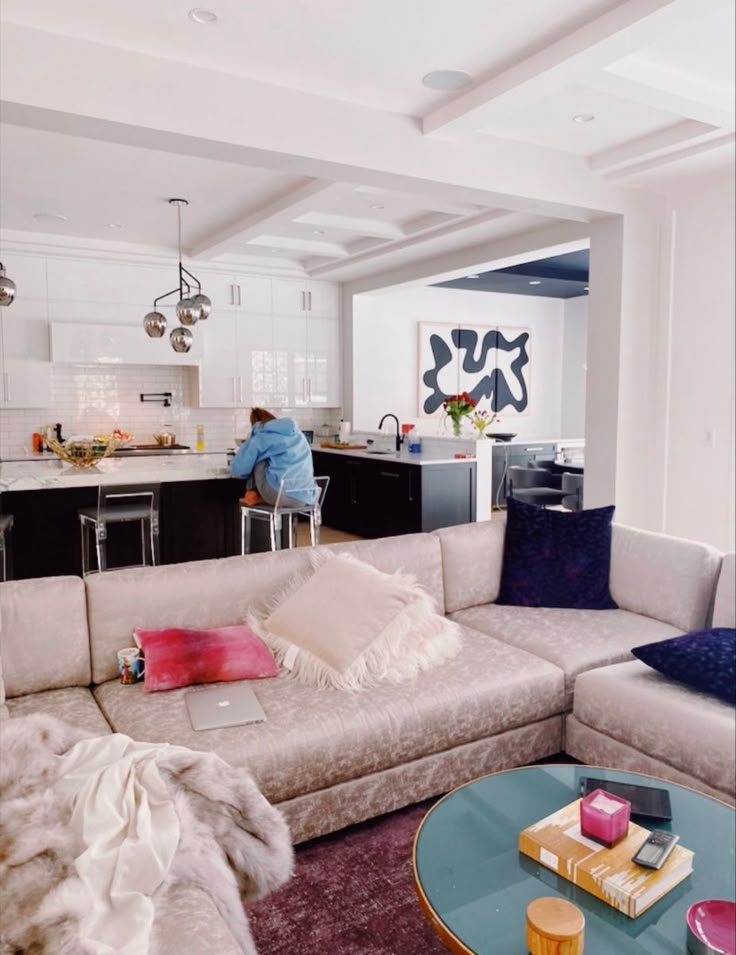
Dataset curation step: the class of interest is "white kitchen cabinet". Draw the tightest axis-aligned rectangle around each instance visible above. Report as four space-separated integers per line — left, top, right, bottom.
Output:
198 312 240 407
0 312 52 408
271 278 340 407
50 322 202 366
194 269 272 313
46 257 172 308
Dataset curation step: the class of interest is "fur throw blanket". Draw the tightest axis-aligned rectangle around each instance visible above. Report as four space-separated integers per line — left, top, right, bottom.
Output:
0 714 293 955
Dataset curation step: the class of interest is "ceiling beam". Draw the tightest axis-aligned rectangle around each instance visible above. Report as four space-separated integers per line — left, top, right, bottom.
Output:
246 233 350 259
605 131 735 181
421 0 700 134
590 119 721 175
308 209 514 278
294 211 406 240
189 180 346 258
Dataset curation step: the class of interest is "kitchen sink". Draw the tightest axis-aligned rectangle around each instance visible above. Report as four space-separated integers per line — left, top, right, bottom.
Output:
366 449 398 455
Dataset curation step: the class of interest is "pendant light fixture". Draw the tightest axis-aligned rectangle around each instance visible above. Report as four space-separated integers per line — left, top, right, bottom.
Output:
0 262 17 306
143 199 212 351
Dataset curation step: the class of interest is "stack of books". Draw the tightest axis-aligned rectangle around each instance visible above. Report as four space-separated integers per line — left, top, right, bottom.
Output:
518 799 693 918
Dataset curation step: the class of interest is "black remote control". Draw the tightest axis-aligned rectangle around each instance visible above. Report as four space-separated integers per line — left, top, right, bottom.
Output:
631 830 680 869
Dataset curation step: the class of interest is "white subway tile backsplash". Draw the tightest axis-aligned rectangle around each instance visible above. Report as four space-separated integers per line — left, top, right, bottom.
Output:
0 364 341 458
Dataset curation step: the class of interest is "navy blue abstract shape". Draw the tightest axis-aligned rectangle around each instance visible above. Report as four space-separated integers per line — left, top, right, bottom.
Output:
422 327 530 415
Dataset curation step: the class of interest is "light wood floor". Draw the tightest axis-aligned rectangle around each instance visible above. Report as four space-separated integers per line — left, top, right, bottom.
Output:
295 524 363 546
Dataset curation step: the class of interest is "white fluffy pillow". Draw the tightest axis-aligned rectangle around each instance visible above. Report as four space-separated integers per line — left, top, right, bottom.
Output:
249 553 461 690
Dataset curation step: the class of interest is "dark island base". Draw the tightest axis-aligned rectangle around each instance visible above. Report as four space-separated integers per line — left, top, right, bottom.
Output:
3 479 285 580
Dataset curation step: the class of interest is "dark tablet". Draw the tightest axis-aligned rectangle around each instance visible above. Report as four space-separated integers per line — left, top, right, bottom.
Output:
579 776 673 821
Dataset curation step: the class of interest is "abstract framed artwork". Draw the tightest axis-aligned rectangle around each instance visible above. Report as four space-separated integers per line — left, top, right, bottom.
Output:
417 322 531 418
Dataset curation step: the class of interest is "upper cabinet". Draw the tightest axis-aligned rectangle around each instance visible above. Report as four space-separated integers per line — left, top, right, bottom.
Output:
271 279 339 318
0 254 51 408
50 321 202 365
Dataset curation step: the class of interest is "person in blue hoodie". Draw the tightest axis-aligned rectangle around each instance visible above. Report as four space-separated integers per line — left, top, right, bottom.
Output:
230 408 317 507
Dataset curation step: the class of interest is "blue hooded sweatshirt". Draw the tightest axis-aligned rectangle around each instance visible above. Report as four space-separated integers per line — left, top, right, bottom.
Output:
230 418 316 503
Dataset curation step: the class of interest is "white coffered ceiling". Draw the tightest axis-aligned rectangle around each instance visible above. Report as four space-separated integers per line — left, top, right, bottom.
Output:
0 0 733 282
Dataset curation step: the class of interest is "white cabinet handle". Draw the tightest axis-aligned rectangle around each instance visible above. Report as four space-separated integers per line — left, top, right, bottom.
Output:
239 377 244 404
236 285 242 307
229 284 235 306
301 378 308 402
307 378 312 401
300 291 306 311
307 290 312 311
232 377 238 403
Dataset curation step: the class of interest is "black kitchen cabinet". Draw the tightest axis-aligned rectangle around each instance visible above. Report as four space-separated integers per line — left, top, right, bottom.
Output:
312 451 475 538
491 441 557 508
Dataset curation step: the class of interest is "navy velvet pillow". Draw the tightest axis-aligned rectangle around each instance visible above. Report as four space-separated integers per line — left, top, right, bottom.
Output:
632 628 736 704
496 497 618 610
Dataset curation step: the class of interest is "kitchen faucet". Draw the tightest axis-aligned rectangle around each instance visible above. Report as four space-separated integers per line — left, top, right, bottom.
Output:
378 413 401 452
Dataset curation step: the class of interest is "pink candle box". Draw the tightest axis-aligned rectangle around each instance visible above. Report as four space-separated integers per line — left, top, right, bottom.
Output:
580 788 631 848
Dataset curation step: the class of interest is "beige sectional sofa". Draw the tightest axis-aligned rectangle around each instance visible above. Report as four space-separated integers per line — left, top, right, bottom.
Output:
1 519 734 951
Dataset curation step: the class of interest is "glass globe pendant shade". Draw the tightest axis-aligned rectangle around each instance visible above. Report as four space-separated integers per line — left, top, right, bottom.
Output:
0 264 17 307
170 326 193 353
190 292 212 320
143 310 167 338
176 297 200 326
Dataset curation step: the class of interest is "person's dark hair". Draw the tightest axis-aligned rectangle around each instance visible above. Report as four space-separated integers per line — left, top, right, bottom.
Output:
250 407 277 426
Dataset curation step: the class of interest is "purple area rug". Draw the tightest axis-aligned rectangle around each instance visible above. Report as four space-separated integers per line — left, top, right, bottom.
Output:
247 799 448 955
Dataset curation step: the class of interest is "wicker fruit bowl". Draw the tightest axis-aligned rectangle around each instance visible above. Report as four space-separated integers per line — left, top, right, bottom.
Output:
46 436 122 469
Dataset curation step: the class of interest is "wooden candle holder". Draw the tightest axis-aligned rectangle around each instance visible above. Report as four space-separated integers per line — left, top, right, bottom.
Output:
526 897 585 955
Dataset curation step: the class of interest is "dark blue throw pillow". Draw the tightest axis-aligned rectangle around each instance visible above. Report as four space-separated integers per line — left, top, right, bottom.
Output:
496 497 618 610
632 628 736 704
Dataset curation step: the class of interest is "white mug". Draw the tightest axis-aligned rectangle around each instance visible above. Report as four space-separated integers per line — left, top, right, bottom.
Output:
117 646 145 685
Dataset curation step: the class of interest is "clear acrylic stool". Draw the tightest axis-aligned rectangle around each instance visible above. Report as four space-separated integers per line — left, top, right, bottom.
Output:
78 484 160 575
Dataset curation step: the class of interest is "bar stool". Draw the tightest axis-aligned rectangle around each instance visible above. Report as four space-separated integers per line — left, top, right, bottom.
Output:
506 466 568 508
240 476 330 555
0 513 13 581
78 484 160 576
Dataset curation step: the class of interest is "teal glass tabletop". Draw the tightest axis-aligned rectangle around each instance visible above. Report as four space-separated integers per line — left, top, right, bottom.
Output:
413 765 735 954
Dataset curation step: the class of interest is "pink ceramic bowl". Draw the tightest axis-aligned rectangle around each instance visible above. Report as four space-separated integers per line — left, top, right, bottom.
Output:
686 899 736 955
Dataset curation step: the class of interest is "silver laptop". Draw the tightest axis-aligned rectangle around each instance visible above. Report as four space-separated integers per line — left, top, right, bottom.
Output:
185 682 266 731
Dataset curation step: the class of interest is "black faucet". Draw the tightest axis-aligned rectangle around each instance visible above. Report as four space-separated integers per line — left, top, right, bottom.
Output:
378 413 401 452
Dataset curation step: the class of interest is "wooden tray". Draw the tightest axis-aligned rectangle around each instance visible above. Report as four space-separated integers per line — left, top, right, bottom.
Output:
319 441 368 449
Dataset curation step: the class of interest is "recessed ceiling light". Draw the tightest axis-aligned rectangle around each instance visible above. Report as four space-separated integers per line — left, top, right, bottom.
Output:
573 113 595 123
32 212 67 223
312 229 325 235
188 8 218 23
528 280 542 286
108 223 124 230
270 248 278 253
467 274 480 279
369 203 384 210
422 69 473 92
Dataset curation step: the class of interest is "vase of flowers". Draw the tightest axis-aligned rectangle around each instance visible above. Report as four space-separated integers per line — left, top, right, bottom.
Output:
443 392 477 437
470 409 499 436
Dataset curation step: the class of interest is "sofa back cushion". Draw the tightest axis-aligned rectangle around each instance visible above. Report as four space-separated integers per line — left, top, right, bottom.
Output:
434 519 506 614
610 524 722 633
0 576 91 697
86 532 444 684
713 553 735 628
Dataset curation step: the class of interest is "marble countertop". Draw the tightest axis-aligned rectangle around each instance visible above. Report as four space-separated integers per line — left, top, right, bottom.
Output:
0 452 234 492
311 444 476 466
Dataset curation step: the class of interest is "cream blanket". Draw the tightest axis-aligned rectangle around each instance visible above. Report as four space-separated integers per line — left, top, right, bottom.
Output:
0 714 293 955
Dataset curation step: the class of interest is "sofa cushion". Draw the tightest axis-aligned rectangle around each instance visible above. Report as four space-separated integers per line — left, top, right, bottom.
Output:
256 554 460 690
5 686 112 735
572 660 736 797
632 628 735 703
496 498 617 610
434 518 506 614
450 604 681 705
713 554 735 628
133 625 278 693
92 624 565 806
0 576 91 696
610 524 722 633
86 533 445 684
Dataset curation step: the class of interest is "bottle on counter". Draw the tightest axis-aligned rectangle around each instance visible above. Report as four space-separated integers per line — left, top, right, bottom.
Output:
407 428 422 453
32 431 44 454
196 424 205 452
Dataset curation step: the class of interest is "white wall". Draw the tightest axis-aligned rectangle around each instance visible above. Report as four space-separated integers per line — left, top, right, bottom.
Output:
352 285 573 439
561 297 587 439
662 167 736 552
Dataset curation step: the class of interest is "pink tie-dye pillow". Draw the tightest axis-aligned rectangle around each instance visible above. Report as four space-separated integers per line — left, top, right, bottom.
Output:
133 625 278 693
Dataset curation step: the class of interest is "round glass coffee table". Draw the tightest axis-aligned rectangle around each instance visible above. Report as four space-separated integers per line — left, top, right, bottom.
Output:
413 765 735 954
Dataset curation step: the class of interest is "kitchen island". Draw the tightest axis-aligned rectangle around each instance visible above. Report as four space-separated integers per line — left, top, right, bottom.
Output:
0 453 249 579
311 444 478 539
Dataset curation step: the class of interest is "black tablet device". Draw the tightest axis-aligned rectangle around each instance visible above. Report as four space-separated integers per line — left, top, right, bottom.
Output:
579 776 673 821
